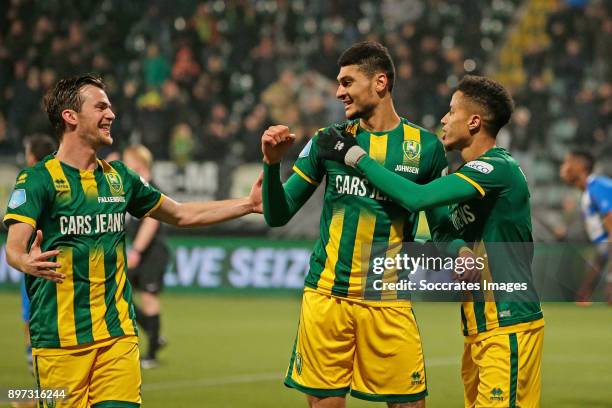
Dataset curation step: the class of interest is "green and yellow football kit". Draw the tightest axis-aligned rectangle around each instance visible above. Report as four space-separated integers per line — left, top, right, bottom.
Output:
4 155 164 408
356 146 544 408
264 118 461 402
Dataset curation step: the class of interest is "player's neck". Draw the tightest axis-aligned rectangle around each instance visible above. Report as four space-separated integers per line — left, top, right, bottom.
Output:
460 133 496 162
55 134 98 171
359 101 400 133
576 174 589 191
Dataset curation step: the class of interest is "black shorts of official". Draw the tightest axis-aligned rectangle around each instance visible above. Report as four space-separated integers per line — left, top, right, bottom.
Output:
127 243 170 294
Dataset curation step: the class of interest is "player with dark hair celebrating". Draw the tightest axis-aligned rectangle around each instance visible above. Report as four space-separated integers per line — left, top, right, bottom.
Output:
318 75 544 407
4 74 263 407
262 41 471 408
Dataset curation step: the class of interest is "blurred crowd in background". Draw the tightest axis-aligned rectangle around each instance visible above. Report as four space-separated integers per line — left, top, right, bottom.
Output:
0 0 610 239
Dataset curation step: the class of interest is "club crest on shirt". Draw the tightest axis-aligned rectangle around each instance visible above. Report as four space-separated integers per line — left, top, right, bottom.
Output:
105 173 124 195
402 140 421 161
8 189 26 209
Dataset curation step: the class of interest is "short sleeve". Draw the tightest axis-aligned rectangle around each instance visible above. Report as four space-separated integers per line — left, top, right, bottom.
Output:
292 132 325 186
3 169 49 229
589 178 612 216
453 158 506 198
114 161 164 219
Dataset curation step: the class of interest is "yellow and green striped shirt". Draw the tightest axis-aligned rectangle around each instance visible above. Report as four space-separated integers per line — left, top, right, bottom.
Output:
294 118 447 300
3 156 163 348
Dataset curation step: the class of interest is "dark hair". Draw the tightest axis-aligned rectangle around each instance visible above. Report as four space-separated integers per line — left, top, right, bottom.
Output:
24 134 57 162
456 75 514 136
43 74 106 140
569 148 595 174
338 41 395 92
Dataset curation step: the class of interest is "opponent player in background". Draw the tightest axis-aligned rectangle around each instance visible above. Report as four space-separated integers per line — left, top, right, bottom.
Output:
318 75 544 407
560 150 612 304
4 74 263 408
123 144 169 368
262 41 471 408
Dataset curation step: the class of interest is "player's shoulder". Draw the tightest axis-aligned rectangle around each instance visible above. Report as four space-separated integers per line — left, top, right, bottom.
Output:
399 118 434 134
478 147 517 167
588 175 612 195
589 175 612 188
17 155 54 183
100 158 132 176
462 148 517 177
303 120 358 158
317 119 359 136
399 118 442 154
399 118 438 140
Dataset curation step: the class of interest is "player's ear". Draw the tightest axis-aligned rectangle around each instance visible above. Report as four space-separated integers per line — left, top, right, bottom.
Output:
62 109 78 126
467 114 481 132
374 73 388 93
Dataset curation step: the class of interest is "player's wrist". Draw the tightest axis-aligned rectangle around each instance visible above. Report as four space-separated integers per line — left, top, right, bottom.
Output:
263 156 281 165
18 253 30 274
344 146 367 167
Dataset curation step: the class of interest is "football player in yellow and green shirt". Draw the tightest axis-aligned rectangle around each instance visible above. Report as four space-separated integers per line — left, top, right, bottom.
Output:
318 75 544 408
4 74 263 408
262 41 472 408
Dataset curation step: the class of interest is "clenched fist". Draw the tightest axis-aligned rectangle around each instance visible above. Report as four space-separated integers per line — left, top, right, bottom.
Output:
261 125 296 164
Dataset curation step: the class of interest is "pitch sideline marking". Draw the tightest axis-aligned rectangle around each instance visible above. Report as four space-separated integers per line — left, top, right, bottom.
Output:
143 357 460 391
143 355 612 392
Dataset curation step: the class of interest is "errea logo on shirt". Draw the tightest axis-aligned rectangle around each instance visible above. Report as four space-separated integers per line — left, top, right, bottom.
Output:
53 178 70 192
465 160 494 174
15 173 28 185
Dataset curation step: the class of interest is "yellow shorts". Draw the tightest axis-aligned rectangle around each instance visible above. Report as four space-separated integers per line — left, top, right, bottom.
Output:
33 336 141 408
285 288 427 403
462 322 544 408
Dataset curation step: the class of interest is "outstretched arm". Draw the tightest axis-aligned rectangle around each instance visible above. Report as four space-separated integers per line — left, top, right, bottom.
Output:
316 126 480 211
150 173 262 228
357 156 479 212
151 196 258 228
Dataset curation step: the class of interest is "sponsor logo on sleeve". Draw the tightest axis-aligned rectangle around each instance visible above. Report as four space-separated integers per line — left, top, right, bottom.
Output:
298 139 313 158
465 160 494 174
8 189 26 209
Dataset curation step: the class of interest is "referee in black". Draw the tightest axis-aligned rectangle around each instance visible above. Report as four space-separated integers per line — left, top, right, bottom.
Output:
123 144 170 369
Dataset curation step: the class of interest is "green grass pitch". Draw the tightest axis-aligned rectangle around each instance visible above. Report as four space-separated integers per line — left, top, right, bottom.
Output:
0 292 610 407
